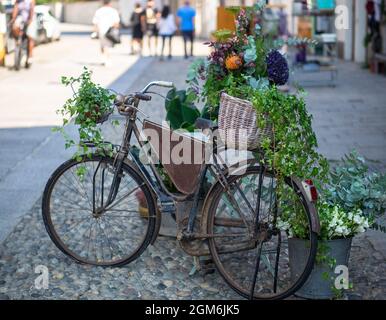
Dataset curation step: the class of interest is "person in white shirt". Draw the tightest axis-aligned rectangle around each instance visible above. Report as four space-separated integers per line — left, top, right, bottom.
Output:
158 6 176 60
92 0 120 66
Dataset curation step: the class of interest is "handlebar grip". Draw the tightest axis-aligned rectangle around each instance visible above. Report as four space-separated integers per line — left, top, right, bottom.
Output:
135 93 152 101
154 81 174 88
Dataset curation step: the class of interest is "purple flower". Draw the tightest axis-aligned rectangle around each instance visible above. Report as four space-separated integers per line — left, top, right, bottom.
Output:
266 50 289 86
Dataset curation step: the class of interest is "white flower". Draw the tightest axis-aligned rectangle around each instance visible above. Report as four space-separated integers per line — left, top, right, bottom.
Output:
353 215 362 224
356 226 365 233
342 226 350 236
335 226 344 235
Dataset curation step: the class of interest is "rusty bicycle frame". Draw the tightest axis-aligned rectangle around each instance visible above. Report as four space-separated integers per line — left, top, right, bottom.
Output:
93 81 271 258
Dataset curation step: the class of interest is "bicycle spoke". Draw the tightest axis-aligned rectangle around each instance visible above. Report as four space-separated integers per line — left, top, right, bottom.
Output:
249 241 264 299
61 171 92 207
60 216 92 237
52 195 91 212
105 185 143 211
97 220 106 260
84 220 96 260
273 233 282 293
70 167 94 209
99 221 114 261
101 217 128 256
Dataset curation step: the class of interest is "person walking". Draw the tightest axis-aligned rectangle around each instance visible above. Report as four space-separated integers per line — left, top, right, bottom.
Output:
130 3 146 56
10 0 37 67
145 0 159 56
92 0 120 66
177 0 196 59
158 5 176 60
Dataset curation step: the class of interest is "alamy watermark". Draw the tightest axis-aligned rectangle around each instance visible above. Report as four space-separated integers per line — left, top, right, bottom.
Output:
335 5 350 31
334 265 350 290
34 265 49 290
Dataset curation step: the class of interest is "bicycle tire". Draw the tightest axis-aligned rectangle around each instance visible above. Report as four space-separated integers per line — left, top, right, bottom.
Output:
205 166 318 300
42 155 157 267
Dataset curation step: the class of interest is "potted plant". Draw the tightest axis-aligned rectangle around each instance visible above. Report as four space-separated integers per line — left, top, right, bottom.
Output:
278 152 386 299
54 67 117 175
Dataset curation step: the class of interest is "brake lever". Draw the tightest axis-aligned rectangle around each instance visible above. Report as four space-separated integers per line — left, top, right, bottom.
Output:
145 91 172 102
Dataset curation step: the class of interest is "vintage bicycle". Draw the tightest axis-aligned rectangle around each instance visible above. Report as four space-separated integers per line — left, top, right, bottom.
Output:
42 81 320 300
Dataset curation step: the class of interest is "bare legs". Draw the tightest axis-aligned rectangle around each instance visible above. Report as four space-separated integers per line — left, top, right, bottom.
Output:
131 38 143 56
160 35 173 60
101 46 111 66
147 34 158 56
28 38 34 58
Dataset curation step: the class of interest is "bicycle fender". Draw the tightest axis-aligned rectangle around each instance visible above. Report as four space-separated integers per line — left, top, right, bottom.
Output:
291 177 321 235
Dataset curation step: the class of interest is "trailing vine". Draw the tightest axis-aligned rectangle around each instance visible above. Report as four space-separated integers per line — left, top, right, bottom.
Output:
53 68 117 175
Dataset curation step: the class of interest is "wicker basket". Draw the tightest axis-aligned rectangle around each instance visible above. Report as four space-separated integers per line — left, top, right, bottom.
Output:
218 93 272 150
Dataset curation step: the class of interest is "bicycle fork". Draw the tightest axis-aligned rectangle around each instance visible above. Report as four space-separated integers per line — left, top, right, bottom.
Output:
92 117 135 213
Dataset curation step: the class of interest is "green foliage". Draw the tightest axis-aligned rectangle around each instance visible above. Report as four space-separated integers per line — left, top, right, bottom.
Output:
227 85 329 184
165 89 200 131
186 5 315 120
54 67 116 164
212 29 233 42
325 151 386 225
278 151 386 241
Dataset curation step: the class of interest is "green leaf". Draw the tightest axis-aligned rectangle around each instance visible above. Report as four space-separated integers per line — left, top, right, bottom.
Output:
166 98 183 129
181 103 200 126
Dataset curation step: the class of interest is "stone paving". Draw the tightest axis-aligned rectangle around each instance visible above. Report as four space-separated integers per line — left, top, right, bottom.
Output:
0 49 386 299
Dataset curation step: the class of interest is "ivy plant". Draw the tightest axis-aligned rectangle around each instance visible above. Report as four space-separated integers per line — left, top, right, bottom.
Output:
54 67 117 164
226 84 329 186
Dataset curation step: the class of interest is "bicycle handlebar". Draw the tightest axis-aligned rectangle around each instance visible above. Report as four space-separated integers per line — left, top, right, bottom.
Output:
140 81 174 94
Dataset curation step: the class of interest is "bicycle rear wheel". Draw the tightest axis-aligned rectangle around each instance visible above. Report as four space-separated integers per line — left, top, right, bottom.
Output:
42 155 157 267
206 166 317 300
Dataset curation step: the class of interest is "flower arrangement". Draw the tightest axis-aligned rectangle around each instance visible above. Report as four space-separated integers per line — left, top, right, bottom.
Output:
186 3 329 210
186 3 316 119
278 202 371 241
277 152 386 241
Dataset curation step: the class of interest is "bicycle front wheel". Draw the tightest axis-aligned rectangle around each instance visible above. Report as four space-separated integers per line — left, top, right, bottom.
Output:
42 155 157 267
206 166 317 300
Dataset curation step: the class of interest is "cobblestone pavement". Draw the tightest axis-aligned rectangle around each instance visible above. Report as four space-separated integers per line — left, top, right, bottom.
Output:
0 200 384 300
1 54 386 299
0 201 240 300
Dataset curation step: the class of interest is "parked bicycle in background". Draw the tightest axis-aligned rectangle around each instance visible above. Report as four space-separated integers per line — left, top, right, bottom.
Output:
10 0 36 70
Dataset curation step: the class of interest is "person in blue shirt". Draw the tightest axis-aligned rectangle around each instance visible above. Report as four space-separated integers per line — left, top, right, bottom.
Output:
177 0 196 59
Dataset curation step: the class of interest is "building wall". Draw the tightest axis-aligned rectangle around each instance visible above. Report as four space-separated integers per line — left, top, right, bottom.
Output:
62 1 119 25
